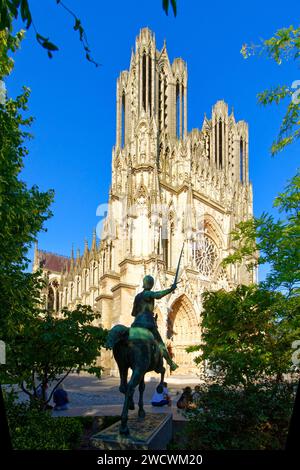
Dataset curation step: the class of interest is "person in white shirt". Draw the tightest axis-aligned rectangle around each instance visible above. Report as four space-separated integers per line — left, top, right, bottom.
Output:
151 382 171 407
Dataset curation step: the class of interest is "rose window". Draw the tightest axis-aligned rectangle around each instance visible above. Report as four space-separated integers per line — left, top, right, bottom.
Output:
194 236 218 277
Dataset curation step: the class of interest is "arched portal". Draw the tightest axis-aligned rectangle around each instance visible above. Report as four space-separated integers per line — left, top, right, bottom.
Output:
167 295 200 375
47 286 54 312
153 307 164 335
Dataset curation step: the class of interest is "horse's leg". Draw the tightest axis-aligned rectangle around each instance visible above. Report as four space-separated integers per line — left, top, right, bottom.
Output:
119 366 128 394
120 368 143 435
156 365 166 393
128 396 135 410
116 349 134 410
138 375 146 419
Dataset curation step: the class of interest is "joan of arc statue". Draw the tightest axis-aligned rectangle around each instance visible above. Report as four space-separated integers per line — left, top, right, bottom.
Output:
131 275 178 371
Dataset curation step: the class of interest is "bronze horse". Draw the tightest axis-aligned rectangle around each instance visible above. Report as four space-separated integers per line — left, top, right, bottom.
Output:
106 325 166 435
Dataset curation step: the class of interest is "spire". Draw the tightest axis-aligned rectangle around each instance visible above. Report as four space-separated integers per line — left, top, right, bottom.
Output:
91 229 97 253
62 259 69 277
229 106 236 124
82 238 89 266
159 38 169 63
183 180 195 238
69 244 75 272
76 248 81 270
202 112 210 131
130 47 135 69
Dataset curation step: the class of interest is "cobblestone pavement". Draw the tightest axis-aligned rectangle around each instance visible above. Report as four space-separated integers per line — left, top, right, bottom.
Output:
8 372 202 418
49 373 201 418
59 373 200 406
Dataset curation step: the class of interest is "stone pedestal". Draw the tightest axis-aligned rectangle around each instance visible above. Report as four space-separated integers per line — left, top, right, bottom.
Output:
90 413 172 450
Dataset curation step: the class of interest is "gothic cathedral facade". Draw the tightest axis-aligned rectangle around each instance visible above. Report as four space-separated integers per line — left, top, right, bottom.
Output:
34 28 254 376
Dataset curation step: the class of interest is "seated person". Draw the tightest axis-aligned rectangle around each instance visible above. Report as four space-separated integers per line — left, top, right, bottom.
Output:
53 384 69 411
151 382 171 407
192 385 201 406
176 386 195 410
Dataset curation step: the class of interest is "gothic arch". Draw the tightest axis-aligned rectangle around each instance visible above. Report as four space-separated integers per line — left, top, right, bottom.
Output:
203 213 224 248
167 294 199 374
215 265 230 290
153 306 164 336
47 286 55 312
135 118 149 136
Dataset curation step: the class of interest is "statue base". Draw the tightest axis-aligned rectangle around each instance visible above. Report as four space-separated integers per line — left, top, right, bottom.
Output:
90 413 173 450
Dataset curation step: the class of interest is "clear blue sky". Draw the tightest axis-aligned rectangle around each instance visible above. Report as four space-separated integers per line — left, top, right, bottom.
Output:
7 0 300 280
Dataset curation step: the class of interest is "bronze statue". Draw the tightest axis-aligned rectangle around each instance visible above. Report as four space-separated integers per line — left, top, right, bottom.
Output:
106 246 184 435
131 275 178 371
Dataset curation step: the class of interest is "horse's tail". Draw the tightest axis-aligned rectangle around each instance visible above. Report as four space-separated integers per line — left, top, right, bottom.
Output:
106 324 129 350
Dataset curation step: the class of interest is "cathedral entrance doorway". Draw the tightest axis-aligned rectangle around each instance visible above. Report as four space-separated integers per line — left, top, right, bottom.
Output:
167 295 199 375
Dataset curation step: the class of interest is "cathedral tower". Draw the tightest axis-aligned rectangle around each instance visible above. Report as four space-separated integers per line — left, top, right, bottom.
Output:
35 28 254 376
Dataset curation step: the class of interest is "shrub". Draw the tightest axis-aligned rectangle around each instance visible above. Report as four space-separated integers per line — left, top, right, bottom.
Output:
5 391 83 450
176 381 295 450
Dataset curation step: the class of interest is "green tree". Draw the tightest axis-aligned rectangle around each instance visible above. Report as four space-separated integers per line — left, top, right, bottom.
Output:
188 171 300 386
188 285 299 387
3 304 107 407
0 29 54 337
0 28 53 447
223 170 300 297
174 381 294 450
242 25 300 155
0 29 107 440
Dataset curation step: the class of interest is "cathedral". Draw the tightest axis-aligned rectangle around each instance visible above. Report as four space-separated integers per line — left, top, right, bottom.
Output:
34 28 254 376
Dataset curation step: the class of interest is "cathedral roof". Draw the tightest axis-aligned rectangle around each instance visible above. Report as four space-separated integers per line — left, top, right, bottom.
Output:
38 250 70 273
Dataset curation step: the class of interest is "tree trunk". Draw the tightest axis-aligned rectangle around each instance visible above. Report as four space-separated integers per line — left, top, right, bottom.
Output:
0 384 12 450
285 377 300 450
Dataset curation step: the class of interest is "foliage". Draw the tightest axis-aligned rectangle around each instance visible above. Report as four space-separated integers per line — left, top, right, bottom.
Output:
0 31 107 409
162 0 177 16
223 170 300 296
241 25 300 155
4 390 83 450
0 1 178 65
0 29 24 78
174 381 295 450
187 285 300 386
1 304 108 405
0 0 100 65
0 30 53 341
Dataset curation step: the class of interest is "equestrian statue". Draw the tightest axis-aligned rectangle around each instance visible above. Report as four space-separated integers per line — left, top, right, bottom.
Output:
106 245 184 435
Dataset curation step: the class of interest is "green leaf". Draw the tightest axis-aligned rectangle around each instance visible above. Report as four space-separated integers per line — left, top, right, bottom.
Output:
162 0 169 15
20 0 32 29
171 0 177 16
74 18 81 31
36 33 48 43
42 41 59 52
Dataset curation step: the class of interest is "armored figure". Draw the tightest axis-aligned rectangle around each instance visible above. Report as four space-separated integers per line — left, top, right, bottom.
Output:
131 275 178 371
